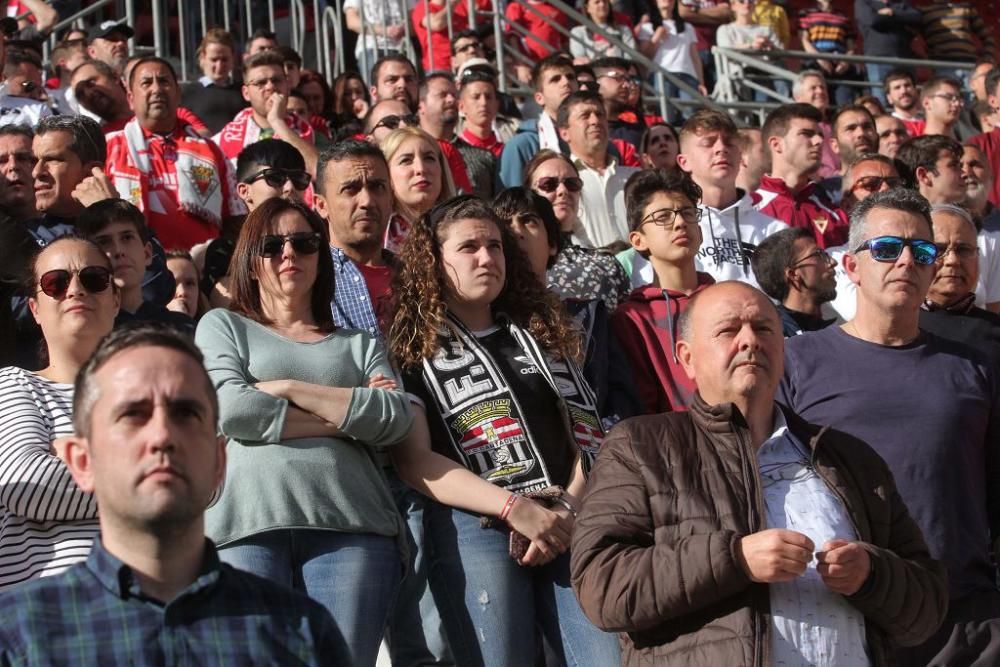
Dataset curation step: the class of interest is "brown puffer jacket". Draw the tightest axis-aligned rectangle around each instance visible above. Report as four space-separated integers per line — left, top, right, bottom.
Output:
570 395 948 666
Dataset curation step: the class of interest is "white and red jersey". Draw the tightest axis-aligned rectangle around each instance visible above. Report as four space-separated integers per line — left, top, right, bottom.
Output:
212 107 315 167
106 118 242 250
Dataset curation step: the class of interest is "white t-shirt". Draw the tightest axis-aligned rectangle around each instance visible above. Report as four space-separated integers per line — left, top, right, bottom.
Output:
637 19 698 76
343 0 408 56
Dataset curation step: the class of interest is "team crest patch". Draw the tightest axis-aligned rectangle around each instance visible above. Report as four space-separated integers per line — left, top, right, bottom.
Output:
453 399 535 483
569 406 602 457
185 164 220 205
812 216 829 234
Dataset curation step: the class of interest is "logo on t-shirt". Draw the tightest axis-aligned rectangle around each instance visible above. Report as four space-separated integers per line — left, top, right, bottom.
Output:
452 399 536 483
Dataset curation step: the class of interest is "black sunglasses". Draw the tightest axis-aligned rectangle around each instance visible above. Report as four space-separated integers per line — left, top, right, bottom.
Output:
259 232 323 258
534 176 583 193
244 167 311 191
369 114 418 134
853 235 938 265
38 266 113 299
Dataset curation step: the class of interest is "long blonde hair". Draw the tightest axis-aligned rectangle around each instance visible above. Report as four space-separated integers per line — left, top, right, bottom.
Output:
380 126 456 221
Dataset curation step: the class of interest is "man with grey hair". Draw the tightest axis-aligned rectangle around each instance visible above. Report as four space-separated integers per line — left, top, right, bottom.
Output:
780 188 1000 664
0 324 339 664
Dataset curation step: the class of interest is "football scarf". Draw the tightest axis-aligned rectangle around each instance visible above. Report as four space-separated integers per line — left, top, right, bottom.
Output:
420 312 603 493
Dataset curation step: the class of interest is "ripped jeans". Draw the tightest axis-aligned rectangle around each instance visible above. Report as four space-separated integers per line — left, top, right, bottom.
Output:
425 502 620 667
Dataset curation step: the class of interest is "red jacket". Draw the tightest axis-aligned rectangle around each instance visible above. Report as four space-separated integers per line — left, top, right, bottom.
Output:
970 127 1000 208
610 274 714 415
755 175 849 249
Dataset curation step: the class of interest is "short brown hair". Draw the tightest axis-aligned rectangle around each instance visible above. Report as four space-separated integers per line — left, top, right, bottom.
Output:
196 28 236 58
242 49 286 76
679 108 739 147
762 103 823 146
227 198 336 332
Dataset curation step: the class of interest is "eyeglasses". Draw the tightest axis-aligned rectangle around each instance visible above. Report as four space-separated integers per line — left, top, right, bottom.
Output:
853 235 938 265
368 113 418 135
640 206 702 228
934 242 977 262
244 167 311 191
597 71 640 87
259 232 323 258
929 93 963 105
247 75 286 88
38 266 113 299
533 176 583 193
789 248 835 269
851 175 904 192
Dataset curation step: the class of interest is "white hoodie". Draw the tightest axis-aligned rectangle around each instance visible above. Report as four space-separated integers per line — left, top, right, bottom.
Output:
628 192 788 289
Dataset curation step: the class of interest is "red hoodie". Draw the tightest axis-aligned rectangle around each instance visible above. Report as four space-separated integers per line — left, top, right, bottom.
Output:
611 273 714 415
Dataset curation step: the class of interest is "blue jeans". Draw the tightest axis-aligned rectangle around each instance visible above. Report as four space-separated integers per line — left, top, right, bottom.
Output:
425 503 621 667
219 529 401 667
865 62 896 104
657 71 700 125
384 471 454 666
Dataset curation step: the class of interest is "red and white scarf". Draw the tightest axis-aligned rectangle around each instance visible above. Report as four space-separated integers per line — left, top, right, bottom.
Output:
111 118 225 226
213 107 314 162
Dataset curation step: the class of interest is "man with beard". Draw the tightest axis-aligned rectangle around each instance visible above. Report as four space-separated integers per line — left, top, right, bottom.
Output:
417 72 491 198
969 69 1000 208
921 76 963 140
820 105 879 204
106 57 241 250
756 103 850 248
780 188 1000 665
0 325 338 664
963 144 999 230
885 70 925 137
213 51 317 176
875 114 909 160
70 60 132 132
592 57 643 150
369 54 418 109
85 20 132 77
0 124 37 222
558 91 638 247
752 227 837 336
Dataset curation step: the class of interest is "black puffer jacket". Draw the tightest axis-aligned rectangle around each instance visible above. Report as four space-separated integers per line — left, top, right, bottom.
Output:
571 395 948 666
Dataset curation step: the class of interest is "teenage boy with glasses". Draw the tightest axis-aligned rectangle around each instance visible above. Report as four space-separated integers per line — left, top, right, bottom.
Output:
920 76 964 140
780 187 1000 666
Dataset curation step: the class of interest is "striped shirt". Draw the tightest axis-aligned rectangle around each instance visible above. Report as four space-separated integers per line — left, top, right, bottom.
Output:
0 367 98 590
798 8 853 54
921 1 995 62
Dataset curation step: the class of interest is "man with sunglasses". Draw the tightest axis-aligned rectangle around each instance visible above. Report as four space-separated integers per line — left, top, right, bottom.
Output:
752 227 837 336
0 19 50 128
213 51 317 177
781 187 1000 665
235 139 311 211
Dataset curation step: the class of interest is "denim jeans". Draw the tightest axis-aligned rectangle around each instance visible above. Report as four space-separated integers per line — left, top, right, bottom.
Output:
384 470 454 666
865 62 896 104
425 503 621 667
219 529 401 667
657 71 700 125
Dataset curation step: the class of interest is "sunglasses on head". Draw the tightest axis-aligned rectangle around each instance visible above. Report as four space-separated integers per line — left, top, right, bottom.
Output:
244 167 311 191
853 235 938 265
534 176 583 193
38 266 113 299
259 231 323 258
369 113 418 134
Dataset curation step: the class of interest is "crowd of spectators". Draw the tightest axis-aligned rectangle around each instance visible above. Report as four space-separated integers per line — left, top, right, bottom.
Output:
1 0 1000 665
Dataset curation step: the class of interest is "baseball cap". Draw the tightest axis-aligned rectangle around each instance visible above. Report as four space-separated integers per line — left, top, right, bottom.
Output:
87 20 134 43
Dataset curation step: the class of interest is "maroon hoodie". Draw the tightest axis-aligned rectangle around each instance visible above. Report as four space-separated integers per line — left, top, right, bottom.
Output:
610 273 714 415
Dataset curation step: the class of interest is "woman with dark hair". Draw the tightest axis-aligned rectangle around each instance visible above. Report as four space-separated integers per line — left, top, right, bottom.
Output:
0 236 119 589
637 0 706 122
195 197 413 667
165 251 209 320
299 69 336 119
639 122 680 171
389 195 620 667
331 71 371 123
569 0 637 63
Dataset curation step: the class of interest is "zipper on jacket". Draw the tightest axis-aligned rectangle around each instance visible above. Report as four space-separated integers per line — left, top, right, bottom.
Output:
734 422 768 667
807 429 863 539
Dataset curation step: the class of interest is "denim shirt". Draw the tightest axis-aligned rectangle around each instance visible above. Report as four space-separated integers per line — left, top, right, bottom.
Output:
758 409 870 666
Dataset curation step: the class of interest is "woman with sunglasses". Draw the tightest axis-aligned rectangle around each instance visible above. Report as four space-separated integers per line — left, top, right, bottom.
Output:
0 236 119 590
526 150 631 311
381 126 456 253
195 197 413 667
389 195 620 667
569 0 637 63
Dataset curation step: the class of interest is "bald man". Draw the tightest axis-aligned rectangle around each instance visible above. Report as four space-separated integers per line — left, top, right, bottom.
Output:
572 281 945 666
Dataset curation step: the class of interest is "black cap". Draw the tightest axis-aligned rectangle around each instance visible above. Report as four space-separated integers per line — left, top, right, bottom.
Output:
86 20 134 43
0 17 17 36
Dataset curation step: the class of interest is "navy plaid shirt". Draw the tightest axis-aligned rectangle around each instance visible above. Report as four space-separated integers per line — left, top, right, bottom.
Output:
0 538 337 665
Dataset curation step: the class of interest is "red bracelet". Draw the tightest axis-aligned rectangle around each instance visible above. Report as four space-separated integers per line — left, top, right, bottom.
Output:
499 494 518 522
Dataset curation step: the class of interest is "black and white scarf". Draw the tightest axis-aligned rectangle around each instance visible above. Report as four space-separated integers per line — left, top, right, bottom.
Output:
420 312 603 494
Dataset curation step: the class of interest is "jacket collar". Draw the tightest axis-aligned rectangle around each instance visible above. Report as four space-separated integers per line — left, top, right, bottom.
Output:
689 393 831 454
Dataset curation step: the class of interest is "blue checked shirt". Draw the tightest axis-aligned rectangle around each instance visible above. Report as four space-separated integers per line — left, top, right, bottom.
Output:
0 538 337 665
330 246 391 340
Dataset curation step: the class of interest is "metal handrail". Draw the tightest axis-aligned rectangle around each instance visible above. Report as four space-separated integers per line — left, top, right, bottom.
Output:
320 5 344 79
716 46 977 71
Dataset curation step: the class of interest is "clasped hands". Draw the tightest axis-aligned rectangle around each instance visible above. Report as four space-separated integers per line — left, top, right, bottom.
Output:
736 529 871 596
